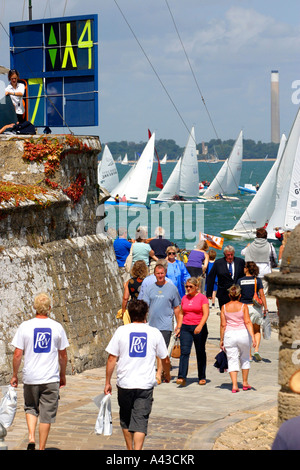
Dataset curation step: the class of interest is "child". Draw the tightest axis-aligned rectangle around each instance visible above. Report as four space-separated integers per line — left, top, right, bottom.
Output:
205 249 218 308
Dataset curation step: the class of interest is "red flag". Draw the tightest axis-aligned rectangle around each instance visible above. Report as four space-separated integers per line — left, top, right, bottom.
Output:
148 129 163 189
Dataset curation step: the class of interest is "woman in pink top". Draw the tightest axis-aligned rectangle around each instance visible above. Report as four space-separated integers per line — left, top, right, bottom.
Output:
175 277 209 386
220 285 256 393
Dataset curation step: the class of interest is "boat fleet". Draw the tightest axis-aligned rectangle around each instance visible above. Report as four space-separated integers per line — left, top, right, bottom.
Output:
98 105 300 241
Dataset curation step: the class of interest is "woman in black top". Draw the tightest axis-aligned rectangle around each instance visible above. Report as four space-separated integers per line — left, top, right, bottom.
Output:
237 261 268 361
121 260 148 315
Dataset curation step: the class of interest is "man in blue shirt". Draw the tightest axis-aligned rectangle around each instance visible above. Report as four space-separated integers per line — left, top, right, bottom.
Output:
113 227 131 268
143 261 181 384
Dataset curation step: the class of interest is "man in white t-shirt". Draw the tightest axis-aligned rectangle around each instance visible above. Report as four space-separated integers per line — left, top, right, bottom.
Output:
10 293 69 451
104 299 170 450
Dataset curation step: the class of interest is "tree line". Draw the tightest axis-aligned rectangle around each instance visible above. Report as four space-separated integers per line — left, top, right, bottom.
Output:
104 138 279 161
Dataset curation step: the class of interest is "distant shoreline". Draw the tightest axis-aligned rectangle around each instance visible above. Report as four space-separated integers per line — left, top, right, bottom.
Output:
160 158 276 163
117 158 276 163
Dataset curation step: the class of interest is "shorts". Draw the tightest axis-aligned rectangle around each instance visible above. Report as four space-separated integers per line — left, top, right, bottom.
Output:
248 304 263 325
160 330 172 347
117 386 154 435
23 382 60 424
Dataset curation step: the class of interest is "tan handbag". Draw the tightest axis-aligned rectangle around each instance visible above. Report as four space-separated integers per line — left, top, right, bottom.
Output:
171 338 181 358
124 245 133 273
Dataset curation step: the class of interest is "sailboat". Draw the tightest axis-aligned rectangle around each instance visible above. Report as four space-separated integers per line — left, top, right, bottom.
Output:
161 154 167 164
265 107 300 241
221 133 287 240
121 153 129 165
200 130 243 201
150 127 200 204
106 133 155 205
97 145 119 193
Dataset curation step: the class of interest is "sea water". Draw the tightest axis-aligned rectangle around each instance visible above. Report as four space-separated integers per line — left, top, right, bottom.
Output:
106 160 276 259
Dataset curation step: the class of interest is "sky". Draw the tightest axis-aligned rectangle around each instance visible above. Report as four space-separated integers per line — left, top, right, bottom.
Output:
0 0 299 147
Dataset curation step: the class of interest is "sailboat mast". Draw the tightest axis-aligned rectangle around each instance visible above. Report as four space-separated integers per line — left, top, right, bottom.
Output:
29 0 33 20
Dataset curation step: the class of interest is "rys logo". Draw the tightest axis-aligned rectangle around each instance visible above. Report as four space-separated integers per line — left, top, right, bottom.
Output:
129 333 147 358
34 328 52 353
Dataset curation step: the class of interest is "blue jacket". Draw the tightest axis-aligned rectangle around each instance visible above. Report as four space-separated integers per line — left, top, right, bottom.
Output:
166 260 190 298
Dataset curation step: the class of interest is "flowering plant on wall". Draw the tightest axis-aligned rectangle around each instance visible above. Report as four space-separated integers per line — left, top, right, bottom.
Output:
0 181 48 206
22 135 91 204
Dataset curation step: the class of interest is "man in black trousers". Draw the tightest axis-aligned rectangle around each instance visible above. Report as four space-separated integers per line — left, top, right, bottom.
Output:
206 245 245 309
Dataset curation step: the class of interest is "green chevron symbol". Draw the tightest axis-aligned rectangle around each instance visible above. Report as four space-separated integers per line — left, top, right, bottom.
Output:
48 25 57 69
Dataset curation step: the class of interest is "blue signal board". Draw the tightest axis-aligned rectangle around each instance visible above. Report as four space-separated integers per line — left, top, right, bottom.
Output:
9 15 98 127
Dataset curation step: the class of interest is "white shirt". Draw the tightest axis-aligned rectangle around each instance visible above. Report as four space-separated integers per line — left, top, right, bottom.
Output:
5 82 25 115
12 317 69 385
106 322 168 389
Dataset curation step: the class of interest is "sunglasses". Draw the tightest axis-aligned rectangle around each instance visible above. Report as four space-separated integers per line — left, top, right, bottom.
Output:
185 285 195 289
168 252 176 255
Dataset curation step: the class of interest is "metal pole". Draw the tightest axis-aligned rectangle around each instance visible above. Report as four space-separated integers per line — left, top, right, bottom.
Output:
29 0 32 21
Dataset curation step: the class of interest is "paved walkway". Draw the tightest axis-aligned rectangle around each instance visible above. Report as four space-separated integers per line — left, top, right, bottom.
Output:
3 298 280 451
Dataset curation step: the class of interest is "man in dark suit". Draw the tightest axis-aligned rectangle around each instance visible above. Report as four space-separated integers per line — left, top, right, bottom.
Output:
206 245 245 308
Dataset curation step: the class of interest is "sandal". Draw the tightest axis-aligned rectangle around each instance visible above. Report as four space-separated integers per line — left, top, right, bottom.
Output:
199 379 206 385
27 442 35 450
176 378 186 386
232 388 239 393
242 385 252 391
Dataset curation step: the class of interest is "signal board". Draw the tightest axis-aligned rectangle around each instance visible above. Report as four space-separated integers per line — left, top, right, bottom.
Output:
9 15 98 127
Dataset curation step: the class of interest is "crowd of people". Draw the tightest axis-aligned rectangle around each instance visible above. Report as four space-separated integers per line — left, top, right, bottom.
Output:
8 223 292 451
108 224 286 448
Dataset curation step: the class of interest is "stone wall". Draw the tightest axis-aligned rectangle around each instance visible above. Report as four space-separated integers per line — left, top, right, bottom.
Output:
0 135 122 385
266 225 300 424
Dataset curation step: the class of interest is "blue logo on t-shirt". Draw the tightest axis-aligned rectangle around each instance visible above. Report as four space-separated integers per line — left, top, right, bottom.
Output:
34 328 52 353
129 332 147 357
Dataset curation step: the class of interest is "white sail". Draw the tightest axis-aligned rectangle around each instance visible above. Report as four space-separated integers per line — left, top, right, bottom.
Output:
221 134 287 239
110 134 155 203
154 126 198 201
284 138 300 229
266 107 300 239
156 158 181 200
97 145 119 192
203 130 243 197
161 154 167 164
178 127 199 197
121 153 129 165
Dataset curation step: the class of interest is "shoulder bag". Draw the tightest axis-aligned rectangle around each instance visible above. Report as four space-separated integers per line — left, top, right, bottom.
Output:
252 278 263 308
171 337 181 358
124 245 133 273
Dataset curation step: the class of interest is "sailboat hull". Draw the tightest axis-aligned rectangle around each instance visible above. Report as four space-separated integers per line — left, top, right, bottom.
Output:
220 229 256 240
150 197 203 204
105 200 148 208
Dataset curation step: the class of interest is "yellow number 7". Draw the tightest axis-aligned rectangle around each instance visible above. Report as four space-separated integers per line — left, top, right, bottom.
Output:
28 78 43 125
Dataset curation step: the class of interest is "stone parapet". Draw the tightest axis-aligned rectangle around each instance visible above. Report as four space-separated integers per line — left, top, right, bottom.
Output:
0 134 124 385
265 224 300 424
0 135 101 247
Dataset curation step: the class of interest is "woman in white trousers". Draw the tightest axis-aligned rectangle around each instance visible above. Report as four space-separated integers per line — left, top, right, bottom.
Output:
220 285 256 393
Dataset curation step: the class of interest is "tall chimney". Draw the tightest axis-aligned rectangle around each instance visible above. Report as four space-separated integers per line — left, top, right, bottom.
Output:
271 70 280 144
